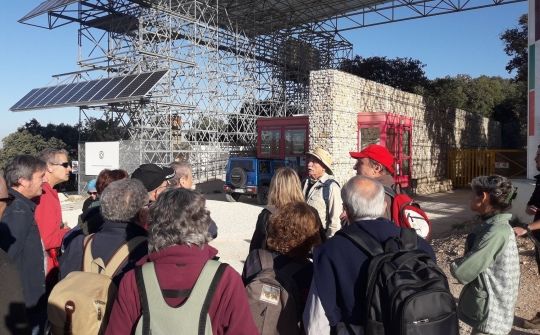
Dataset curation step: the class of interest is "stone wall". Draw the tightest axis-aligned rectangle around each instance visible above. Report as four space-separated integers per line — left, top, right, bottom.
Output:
308 69 501 194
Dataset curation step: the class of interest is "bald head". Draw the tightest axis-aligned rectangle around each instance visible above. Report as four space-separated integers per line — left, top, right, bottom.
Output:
341 176 385 221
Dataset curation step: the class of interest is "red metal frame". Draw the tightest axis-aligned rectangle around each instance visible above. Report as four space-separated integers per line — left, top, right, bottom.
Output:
256 115 309 159
357 112 413 188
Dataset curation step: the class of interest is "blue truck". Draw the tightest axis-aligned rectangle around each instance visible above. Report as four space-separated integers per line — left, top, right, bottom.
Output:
223 115 309 204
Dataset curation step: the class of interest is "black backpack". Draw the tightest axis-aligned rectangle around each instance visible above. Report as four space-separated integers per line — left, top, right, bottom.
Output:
336 225 458 335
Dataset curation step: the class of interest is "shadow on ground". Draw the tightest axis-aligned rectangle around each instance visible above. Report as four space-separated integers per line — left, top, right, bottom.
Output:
415 189 476 239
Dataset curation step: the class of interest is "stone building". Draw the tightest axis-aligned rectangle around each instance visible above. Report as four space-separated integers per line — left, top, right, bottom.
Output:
308 69 501 194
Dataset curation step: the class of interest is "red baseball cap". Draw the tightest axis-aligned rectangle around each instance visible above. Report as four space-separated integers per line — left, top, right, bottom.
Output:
349 144 395 174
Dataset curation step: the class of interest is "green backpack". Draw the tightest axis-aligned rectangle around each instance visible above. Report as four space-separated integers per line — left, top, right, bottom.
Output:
134 260 227 335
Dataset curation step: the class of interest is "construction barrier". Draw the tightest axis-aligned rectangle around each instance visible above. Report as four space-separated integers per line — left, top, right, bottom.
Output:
448 149 526 188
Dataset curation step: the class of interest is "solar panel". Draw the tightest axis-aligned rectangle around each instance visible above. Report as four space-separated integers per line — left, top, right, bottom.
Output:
131 70 168 97
10 70 169 112
55 81 87 105
66 80 99 104
19 0 79 23
22 86 57 109
78 78 112 103
47 83 77 105
36 84 68 107
101 74 138 100
10 88 41 110
116 72 153 98
90 77 124 101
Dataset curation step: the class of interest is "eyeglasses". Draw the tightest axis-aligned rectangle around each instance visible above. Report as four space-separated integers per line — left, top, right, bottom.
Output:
51 162 70 168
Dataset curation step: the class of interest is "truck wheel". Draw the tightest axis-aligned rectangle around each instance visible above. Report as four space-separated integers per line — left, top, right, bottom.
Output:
225 193 241 202
256 186 269 205
230 167 247 188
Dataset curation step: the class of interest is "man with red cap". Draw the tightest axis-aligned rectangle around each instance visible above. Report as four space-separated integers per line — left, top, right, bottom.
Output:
349 144 396 219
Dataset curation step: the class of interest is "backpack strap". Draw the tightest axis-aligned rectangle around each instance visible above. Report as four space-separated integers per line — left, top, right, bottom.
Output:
336 224 383 257
321 179 339 226
257 248 275 270
400 228 418 251
135 265 150 335
82 234 96 272
198 261 227 335
103 236 146 277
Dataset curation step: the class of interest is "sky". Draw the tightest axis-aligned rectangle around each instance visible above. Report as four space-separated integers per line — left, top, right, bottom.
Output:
0 1 528 142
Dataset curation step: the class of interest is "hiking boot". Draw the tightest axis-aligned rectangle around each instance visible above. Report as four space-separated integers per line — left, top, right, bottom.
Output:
523 312 540 329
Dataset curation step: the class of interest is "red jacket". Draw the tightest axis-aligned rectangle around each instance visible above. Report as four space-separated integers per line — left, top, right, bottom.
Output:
105 244 258 335
34 182 69 276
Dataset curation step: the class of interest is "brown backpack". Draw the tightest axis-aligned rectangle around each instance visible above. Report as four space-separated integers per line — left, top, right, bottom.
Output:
243 249 304 335
48 235 146 335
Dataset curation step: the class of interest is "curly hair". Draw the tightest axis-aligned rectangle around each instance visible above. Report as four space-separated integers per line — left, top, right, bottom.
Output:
100 179 149 222
148 188 210 252
471 175 517 213
266 201 322 259
267 167 304 209
96 169 129 194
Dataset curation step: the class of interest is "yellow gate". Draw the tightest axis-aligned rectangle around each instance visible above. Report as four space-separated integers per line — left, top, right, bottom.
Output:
448 149 526 188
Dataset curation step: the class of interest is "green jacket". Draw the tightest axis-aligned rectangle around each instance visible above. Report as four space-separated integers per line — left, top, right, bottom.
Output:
450 213 520 334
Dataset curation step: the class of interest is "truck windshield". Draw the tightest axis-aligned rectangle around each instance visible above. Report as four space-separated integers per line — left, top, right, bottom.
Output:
230 160 254 172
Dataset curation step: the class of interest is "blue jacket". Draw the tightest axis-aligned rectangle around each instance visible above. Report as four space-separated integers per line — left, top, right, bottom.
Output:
59 220 148 285
312 218 436 327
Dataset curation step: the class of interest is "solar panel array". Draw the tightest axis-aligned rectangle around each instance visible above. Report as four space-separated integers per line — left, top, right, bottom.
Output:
19 0 79 23
10 70 168 112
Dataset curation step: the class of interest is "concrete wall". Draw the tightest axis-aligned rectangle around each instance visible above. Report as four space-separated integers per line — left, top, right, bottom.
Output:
308 69 501 194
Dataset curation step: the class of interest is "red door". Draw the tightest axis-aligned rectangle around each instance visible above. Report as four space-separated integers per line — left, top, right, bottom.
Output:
357 113 413 188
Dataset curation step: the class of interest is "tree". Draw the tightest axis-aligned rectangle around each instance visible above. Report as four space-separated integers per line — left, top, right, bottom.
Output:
500 14 528 83
424 76 468 110
0 130 66 169
19 118 79 155
340 56 428 93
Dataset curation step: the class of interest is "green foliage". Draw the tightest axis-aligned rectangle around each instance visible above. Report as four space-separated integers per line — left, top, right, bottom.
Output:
79 117 130 142
340 56 428 93
19 118 79 155
0 130 66 169
500 14 528 82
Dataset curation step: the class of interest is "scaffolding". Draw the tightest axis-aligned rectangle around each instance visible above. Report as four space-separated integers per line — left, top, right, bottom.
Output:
13 0 522 182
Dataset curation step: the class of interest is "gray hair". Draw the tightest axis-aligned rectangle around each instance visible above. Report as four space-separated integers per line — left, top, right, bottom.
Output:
100 179 149 222
148 188 210 252
341 175 386 221
169 161 192 186
39 148 69 163
4 155 46 187
368 158 390 175
471 175 516 213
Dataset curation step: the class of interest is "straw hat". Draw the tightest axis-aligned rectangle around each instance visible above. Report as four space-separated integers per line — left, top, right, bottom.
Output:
307 147 333 175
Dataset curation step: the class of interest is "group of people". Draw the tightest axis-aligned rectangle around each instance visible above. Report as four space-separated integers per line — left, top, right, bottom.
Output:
0 143 534 335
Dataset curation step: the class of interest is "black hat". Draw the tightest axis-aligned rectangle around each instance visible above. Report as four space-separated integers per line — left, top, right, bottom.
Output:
131 164 175 192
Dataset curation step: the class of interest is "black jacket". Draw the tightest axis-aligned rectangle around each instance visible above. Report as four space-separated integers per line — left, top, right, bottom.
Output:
0 249 30 334
312 218 435 327
528 174 540 221
0 189 46 310
59 220 148 285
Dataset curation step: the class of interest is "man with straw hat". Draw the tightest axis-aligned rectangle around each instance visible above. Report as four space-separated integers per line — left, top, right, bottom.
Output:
302 147 342 238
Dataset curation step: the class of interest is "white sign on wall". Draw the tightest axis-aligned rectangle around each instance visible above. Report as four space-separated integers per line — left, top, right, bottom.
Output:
85 142 120 175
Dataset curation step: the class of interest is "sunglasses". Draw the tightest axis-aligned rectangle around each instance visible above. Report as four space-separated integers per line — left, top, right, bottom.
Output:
88 192 98 195
51 162 71 168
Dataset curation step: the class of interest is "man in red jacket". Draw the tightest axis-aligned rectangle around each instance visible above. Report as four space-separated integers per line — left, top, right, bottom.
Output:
35 148 72 289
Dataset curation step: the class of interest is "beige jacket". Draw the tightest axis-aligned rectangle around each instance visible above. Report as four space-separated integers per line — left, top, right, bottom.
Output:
302 173 342 238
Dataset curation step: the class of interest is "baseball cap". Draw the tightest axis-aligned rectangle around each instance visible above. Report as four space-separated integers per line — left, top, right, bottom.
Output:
349 144 395 174
87 179 97 193
131 164 175 192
